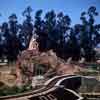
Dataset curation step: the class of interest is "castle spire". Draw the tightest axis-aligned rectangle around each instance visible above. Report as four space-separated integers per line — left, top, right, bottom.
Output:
28 34 38 50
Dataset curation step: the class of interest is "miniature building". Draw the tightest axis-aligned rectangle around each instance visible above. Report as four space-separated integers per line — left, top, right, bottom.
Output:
16 35 40 86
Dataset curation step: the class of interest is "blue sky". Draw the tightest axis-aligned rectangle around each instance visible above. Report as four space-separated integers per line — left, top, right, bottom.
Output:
0 0 100 25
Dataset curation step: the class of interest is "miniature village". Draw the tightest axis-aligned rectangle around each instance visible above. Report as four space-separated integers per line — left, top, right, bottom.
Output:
0 35 100 100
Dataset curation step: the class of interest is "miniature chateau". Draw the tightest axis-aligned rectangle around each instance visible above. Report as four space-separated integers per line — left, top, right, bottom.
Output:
16 35 84 87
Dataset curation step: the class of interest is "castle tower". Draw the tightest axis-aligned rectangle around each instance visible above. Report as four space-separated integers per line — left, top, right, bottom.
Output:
28 34 38 50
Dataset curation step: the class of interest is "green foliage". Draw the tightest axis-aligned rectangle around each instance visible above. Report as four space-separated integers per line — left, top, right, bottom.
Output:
0 84 32 96
79 6 100 61
0 6 100 62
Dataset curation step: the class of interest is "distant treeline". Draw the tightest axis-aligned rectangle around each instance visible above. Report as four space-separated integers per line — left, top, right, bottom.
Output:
0 6 100 62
